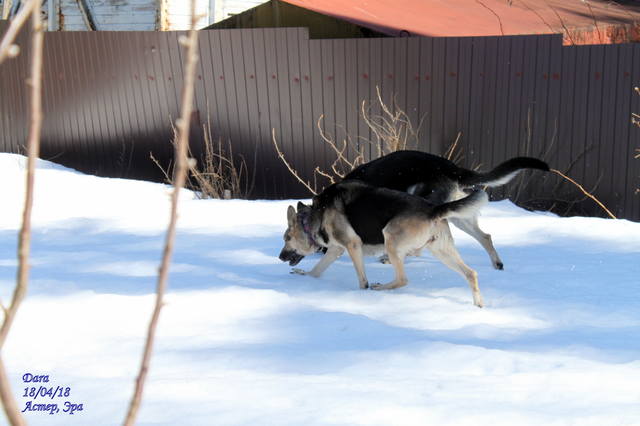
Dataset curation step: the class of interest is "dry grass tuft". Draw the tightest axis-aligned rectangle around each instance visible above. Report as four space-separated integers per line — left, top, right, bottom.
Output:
152 120 250 200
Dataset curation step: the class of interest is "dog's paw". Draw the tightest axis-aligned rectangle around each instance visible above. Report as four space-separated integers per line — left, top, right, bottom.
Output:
369 283 384 290
494 261 504 270
378 255 390 264
290 268 307 275
473 292 484 308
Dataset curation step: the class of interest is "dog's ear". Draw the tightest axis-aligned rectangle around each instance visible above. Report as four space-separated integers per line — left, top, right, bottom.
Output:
297 201 310 212
287 205 296 226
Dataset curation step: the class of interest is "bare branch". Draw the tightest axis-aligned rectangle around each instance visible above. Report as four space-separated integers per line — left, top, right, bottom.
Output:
445 132 462 162
0 0 40 65
277 87 421 194
548 3 576 45
123 0 200 424
360 87 422 156
317 115 354 170
0 0 43 352
518 0 557 34
584 1 603 44
476 0 505 36
314 166 336 184
149 152 173 184
375 86 394 119
551 169 616 219
0 3 44 425
272 128 317 195
0 359 24 426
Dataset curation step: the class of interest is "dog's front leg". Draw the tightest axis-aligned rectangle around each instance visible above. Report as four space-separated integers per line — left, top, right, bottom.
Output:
345 239 369 289
291 246 344 277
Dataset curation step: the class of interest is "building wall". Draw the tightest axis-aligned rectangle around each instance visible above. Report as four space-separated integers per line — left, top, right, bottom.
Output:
1 0 237 31
212 0 265 24
165 0 210 30
51 0 261 31
54 0 158 31
207 0 387 39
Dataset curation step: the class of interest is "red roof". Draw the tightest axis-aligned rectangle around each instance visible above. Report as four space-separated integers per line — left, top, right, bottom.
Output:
282 0 640 44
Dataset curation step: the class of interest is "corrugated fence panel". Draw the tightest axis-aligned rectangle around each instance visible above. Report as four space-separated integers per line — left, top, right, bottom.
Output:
1 21 29 154
0 23 639 220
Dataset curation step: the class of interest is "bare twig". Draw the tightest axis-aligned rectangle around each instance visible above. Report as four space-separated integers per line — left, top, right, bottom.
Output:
518 0 556 34
632 87 639 192
548 3 576 45
316 115 365 178
272 128 317 195
632 88 640 129
75 0 97 31
476 0 505 36
0 359 24 426
584 1 603 43
0 0 40 65
1 0 13 20
551 169 616 219
0 0 43 348
314 166 336 184
149 152 173 184
444 132 463 162
0 3 44 425
123 0 200 424
190 121 250 199
153 118 251 199
512 108 556 203
276 88 423 194
360 87 423 156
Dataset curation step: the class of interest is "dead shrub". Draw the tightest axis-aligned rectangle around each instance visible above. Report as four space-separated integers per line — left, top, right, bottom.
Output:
152 120 251 199
273 86 424 195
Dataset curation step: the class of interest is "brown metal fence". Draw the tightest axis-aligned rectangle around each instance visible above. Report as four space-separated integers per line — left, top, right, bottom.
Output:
1 21 639 220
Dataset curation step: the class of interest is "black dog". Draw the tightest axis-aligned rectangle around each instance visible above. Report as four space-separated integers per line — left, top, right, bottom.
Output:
343 151 549 269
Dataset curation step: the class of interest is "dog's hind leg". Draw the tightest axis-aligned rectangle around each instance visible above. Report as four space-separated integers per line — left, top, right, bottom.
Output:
378 247 422 264
450 216 503 270
427 224 484 307
371 228 409 290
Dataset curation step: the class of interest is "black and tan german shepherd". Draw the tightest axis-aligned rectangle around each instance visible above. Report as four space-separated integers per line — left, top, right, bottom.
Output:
343 151 549 269
279 180 489 307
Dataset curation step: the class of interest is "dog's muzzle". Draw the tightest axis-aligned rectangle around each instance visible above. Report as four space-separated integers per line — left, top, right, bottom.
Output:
279 249 304 266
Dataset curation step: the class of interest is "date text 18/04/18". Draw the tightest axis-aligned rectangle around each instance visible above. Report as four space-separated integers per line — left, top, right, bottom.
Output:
21 373 83 415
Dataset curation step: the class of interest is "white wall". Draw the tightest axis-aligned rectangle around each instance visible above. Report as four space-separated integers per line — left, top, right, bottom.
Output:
210 0 265 24
36 0 266 31
58 0 158 31
165 0 209 30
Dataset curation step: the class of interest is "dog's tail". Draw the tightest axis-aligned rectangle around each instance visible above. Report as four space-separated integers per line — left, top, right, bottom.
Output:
430 189 489 221
459 157 549 187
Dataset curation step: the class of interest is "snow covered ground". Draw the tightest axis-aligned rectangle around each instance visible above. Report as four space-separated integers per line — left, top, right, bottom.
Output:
1 153 639 425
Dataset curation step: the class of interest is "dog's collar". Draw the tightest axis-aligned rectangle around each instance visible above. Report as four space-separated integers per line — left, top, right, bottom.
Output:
298 212 320 249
